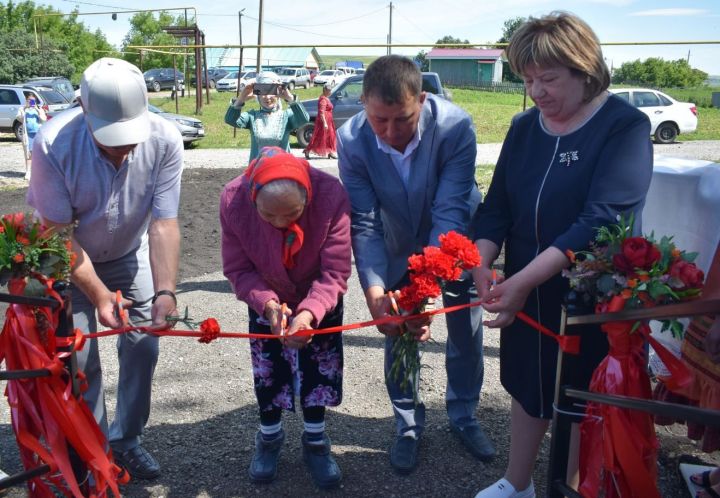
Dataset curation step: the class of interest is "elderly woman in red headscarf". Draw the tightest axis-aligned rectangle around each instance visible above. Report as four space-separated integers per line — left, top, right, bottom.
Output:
220 146 351 490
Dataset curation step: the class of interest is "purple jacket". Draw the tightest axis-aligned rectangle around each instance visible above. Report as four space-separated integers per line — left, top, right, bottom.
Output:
220 167 352 324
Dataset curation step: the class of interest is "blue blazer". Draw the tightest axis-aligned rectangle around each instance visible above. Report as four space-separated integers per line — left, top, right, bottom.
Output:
338 93 481 290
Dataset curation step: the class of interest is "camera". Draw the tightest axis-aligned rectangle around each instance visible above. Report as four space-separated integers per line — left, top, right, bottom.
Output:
253 83 285 96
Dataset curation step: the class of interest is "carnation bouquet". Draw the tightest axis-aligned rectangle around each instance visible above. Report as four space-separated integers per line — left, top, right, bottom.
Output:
389 231 481 401
0 212 75 295
562 213 704 335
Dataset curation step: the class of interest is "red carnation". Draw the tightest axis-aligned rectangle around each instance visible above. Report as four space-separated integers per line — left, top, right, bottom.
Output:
612 237 661 273
198 318 221 343
669 259 704 290
422 246 461 281
439 231 481 269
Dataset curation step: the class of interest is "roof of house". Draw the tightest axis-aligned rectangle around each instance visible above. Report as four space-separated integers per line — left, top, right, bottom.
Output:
426 48 504 60
209 47 322 68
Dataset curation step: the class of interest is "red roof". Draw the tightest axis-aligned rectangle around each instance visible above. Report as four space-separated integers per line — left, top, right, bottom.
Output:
426 48 503 59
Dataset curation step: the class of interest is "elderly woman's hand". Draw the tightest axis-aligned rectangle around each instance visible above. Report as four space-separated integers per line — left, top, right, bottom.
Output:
264 300 291 336
285 310 314 349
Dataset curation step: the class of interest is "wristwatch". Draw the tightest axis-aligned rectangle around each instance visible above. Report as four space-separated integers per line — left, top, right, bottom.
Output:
152 290 177 306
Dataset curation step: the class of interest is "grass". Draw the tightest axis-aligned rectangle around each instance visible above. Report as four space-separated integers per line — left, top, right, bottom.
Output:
152 86 720 149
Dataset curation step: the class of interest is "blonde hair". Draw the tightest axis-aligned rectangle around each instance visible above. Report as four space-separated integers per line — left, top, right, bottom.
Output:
506 11 610 101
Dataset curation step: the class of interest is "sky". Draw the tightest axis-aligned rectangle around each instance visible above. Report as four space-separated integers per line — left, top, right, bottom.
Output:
38 0 720 76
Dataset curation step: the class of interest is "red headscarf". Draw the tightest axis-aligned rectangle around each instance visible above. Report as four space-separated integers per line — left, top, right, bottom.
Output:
245 146 313 269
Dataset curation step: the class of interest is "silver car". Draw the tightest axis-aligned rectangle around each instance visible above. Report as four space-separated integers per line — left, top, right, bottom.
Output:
149 104 205 147
0 84 69 141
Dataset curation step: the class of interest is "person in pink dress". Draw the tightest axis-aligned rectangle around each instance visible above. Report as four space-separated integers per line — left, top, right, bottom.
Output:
304 84 337 159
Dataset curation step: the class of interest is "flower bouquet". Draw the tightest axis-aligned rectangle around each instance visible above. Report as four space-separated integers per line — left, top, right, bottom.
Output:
389 231 481 401
0 212 75 296
562 214 704 498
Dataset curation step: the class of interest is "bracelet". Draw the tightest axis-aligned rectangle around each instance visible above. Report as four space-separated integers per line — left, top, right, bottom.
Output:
152 290 177 306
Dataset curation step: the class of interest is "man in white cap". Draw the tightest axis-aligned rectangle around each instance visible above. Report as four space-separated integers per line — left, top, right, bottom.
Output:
26 57 183 480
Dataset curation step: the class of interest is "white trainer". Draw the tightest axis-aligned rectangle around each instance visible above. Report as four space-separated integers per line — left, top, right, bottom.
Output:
474 478 536 498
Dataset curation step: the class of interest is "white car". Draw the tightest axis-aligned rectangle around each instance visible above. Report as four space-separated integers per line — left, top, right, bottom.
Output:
610 88 698 144
312 70 345 87
216 71 256 92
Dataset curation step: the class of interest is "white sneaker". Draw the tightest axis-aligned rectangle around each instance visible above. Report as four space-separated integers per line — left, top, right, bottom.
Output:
474 478 535 498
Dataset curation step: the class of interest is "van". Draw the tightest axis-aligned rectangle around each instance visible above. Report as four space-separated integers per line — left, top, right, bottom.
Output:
22 77 74 103
335 67 356 76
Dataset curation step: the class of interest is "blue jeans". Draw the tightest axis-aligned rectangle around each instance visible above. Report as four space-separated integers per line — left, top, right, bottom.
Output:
384 273 484 438
71 243 158 451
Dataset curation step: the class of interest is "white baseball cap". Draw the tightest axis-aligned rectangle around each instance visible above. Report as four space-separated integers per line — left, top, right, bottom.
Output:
80 57 150 147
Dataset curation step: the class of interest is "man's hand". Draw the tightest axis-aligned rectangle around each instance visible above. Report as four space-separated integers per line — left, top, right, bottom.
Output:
404 298 435 342
149 293 178 330
96 289 132 329
366 286 403 336
285 310 314 349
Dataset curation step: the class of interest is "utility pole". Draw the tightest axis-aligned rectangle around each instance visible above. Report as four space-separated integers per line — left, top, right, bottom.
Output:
387 1 393 55
687 49 691 64
257 0 264 72
234 8 246 139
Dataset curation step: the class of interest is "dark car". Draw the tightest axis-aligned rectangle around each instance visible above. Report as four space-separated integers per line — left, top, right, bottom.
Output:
294 72 450 148
143 68 185 92
190 68 229 89
21 76 74 103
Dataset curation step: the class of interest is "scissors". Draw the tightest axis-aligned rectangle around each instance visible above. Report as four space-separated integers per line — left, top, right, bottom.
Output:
116 290 129 326
280 303 289 337
387 291 400 315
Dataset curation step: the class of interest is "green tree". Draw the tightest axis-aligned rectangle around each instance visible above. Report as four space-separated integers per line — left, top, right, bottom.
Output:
434 35 471 48
497 16 526 82
0 29 72 83
613 57 707 87
0 1 117 83
122 11 195 72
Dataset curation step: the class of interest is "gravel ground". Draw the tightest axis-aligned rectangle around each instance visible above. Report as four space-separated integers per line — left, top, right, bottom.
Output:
1 136 719 497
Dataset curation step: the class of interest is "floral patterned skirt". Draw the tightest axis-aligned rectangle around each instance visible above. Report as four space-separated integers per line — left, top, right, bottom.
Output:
248 298 344 414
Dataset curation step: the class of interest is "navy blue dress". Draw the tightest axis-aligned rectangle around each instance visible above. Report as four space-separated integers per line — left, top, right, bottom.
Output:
473 94 653 419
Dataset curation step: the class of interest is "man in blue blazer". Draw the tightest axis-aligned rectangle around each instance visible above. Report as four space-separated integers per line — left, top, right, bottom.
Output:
337 55 495 474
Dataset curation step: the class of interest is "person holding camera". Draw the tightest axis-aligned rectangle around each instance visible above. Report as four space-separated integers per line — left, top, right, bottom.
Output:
225 71 309 164
16 93 47 180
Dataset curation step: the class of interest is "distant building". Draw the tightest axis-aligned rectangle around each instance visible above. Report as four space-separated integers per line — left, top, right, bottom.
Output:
426 48 504 86
207 47 322 72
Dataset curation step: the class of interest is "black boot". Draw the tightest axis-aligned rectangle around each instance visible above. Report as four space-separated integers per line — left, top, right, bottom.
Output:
248 430 285 483
301 432 342 489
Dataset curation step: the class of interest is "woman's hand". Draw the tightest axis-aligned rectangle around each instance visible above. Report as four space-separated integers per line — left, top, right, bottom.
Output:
281 86 295 102
285 310 314 349
264 300 291 336
481 274 533 328
472 266 505 302
239 83 254 103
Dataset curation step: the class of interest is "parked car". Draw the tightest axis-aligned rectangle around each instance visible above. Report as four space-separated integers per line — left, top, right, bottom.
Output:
335 66 356 76
0 84 55 141
190 68 229 89
294 72 450 148
609 88 698 144
149 104 204 148
143 68 185 92
276 67 312 90
216 71 257 92
23 86 71 115
21 76 74 103
313 70 345 87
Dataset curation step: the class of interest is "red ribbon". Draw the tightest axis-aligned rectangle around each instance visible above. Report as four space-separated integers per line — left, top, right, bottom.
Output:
82 300 580 354
0 277 128 496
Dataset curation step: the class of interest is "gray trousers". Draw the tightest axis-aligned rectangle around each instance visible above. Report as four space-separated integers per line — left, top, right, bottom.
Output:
384 273 484 438
71 244 158 451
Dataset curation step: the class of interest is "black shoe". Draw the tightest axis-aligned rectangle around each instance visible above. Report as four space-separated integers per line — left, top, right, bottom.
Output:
450 423 496 462
249 430 285 483
302 432 342 489
389 435 419 475
112 445 161 480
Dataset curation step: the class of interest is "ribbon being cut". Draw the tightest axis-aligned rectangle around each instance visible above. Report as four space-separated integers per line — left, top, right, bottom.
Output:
562 215 704 498
1 216 578 494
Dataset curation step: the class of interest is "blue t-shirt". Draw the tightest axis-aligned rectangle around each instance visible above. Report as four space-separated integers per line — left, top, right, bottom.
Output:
24 108 42 134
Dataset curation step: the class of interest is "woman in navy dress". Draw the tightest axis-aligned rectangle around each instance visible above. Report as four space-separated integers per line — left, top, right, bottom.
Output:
471 12 653 498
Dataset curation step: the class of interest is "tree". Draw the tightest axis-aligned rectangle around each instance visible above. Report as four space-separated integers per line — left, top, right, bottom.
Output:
613 57 707 87
497 16 526 82
122 11 195 72
0 29 73 83
434 35 471 48
0 1 117 83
